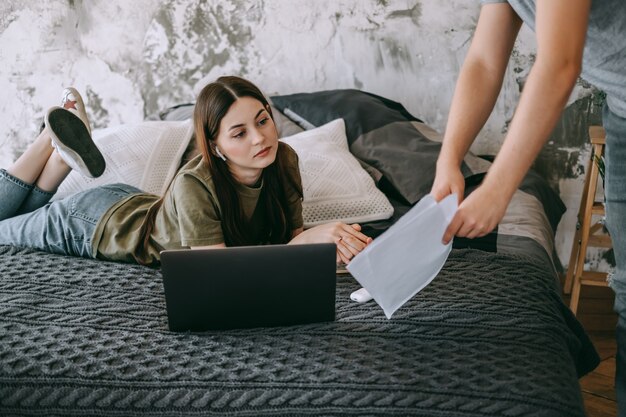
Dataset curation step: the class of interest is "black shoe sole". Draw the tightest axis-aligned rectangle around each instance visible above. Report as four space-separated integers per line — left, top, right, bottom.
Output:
47 108 106 178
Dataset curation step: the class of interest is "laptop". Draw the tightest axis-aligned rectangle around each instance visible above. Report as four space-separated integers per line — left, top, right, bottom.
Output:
160 243 337 331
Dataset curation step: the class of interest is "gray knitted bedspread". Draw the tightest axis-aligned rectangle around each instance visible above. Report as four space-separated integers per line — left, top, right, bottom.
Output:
0 244 599 417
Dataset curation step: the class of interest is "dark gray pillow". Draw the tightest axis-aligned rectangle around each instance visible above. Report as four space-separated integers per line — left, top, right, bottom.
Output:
159 103 195 121
270 89 488 205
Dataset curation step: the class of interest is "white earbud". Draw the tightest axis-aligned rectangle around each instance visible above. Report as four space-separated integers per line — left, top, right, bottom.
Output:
215 147 227 161
350 287 373 303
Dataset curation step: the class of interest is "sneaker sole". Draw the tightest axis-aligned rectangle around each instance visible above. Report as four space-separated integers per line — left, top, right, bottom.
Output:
47 108 106 178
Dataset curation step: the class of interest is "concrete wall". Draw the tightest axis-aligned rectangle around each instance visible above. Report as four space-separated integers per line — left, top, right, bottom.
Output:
0 0 607 269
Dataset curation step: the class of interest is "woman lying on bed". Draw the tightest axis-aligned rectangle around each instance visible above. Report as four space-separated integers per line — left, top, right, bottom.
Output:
0 76 371 266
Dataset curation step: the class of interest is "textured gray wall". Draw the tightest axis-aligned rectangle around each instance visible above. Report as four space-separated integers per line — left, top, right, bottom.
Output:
0 0 607 269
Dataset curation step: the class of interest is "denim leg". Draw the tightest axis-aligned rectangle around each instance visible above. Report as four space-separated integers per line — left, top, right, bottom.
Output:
16 184 55 215
0 169 33 220
603 103 626 417
0 183 141 258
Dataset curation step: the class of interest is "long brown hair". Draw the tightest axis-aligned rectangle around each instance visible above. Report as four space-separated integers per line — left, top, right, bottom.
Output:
134 76 302 265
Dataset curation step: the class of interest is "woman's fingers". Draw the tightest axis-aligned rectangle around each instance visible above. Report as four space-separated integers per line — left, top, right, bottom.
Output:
300 222 372 263
349 223 373 244
336 253 343 264
339 237 362 256
341 223 370 243
336 243 353 264
339 252 351 265
336 231 374 263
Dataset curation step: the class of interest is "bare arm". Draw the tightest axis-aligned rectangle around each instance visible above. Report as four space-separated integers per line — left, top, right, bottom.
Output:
191 224 372 265
441 0 591 243
437 4 522 170
479 0 590 204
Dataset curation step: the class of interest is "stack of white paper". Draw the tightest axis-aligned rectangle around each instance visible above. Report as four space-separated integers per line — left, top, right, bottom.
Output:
347 194 458 318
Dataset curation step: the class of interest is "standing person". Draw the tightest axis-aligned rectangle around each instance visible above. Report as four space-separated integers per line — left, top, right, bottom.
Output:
430 1 625 414
0 76 372 267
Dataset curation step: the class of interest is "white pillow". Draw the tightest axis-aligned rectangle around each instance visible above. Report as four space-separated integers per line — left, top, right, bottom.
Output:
53 120 193 200
280 118 394 227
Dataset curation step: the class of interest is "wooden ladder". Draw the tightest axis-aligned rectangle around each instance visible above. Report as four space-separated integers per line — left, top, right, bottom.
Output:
563 126 612 315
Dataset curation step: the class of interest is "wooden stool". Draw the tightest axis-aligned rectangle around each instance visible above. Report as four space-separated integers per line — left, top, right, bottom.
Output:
563 126 612 315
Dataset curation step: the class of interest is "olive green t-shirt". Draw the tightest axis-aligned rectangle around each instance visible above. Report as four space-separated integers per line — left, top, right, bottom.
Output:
92 143 303 265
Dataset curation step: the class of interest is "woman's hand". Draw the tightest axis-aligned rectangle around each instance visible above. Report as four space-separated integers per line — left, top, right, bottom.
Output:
289 222 373 264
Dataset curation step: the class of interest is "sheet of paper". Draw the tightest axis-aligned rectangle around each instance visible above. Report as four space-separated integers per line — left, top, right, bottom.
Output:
347 194 457 318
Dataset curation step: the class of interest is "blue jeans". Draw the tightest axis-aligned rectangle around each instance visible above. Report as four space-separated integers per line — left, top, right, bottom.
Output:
603 104 626 417
0 169 140 258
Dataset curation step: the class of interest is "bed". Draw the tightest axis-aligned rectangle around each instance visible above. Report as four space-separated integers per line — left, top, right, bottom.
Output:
0 90 599 416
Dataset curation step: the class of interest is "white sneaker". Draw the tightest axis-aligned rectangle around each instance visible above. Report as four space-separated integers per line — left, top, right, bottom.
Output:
45 107 106 178
61 87 91 134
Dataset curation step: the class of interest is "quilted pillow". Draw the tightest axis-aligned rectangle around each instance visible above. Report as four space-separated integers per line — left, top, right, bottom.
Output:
53 120 193 200
280 118 394 227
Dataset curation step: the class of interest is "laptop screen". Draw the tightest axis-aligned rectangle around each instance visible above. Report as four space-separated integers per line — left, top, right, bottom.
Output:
160 243 337 331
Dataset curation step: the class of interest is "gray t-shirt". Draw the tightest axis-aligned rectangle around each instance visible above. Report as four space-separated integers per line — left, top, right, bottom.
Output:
481 0 626 118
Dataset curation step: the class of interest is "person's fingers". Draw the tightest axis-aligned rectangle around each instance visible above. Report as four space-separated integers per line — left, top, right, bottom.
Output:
458 222 491 239
340 236 365 254
467 231 481 239
349 224 374 245
343 224 363 237
455 211 493 239
336 245 352 264
336 240 354 261
442 214 462 244
456 217 477 238
342 224 370 243
341 243 360 258
463 219 487 239
430 185 449 202
466 221 496 239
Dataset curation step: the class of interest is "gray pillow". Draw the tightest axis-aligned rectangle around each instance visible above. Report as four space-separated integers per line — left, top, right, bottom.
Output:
271 89 490 205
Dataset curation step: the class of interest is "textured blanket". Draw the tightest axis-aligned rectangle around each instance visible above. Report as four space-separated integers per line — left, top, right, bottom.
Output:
0 245 598 417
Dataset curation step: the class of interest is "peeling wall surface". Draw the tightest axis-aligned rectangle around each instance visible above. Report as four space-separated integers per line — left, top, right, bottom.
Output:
0 0 607 269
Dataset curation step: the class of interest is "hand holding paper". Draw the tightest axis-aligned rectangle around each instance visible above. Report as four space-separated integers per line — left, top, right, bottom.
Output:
347 194 458 318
